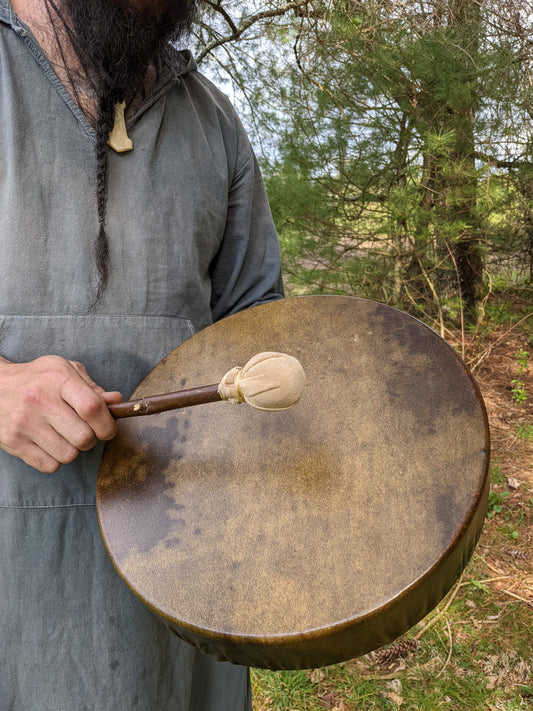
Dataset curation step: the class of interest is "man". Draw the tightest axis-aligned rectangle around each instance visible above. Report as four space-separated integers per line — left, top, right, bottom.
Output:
0 0 283 707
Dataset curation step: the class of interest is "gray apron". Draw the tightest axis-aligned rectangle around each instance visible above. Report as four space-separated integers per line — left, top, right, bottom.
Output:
0 2 282 708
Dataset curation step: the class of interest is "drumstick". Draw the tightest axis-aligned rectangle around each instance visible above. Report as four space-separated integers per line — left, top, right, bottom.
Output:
108 352 306 419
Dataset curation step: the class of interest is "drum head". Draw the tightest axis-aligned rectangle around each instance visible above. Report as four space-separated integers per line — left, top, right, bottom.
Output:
97 296 489 669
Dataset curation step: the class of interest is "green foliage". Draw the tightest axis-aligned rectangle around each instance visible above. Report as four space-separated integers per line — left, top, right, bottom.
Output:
259 1 498 318
515 422 533 441
490 459 504 485
196 1 533 326
515 349 529 372
511 350 529 404
511 379 528 405
487 489 510 518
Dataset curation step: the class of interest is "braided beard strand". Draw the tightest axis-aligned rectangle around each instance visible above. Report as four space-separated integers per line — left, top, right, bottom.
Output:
44 0 197 301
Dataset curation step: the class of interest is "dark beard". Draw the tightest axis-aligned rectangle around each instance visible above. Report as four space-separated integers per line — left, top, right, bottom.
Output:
46 0 198 302
62 0 197 107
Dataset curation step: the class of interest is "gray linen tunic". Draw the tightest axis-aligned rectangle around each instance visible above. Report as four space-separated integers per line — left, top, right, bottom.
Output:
0 1 283 708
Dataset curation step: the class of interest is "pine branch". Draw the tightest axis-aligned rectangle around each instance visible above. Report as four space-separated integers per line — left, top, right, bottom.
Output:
196 1 308 64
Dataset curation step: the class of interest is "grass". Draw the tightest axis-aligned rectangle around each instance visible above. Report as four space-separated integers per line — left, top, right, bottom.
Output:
251 323 533 711
515 422 533 441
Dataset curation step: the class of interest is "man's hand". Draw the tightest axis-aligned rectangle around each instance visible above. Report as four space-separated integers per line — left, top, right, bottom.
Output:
0 355 122 473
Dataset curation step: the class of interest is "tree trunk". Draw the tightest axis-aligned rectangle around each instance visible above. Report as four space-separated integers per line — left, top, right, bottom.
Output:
415 0 483 320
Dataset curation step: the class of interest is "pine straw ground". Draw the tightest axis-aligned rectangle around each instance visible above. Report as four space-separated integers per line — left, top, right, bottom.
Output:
252 314 532 711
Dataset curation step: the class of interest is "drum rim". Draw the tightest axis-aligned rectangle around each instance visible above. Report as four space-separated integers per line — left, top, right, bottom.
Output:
97 296 491 655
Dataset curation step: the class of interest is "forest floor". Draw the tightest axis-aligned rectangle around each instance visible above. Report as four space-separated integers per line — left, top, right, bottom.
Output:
252 309 532 710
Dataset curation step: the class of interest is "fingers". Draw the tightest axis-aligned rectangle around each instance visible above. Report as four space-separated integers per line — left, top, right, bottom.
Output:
47 410 99 453
0 355 123 472
102 391 123 405
69 360 105 394
60 377 118 442
1 413 80 472
4 440 63 474
26 424 80 467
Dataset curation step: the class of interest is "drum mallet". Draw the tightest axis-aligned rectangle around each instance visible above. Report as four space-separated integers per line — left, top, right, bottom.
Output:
108 352 306 419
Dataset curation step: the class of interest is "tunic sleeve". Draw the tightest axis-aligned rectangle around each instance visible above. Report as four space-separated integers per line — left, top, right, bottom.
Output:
209 126 284 322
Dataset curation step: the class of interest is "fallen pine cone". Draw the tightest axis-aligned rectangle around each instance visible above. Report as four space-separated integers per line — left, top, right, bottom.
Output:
372 638 420 664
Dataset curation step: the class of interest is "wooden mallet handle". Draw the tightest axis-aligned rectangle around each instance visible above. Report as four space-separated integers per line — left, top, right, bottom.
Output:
108 384 221 419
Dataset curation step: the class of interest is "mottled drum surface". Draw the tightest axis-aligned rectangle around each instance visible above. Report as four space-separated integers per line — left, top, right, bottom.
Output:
96 296 490 669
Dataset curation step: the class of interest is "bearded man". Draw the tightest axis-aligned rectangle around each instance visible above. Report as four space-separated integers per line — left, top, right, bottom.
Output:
0 0 283 707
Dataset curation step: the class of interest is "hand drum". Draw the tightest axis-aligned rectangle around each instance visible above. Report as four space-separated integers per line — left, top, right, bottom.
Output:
96 296 490 669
